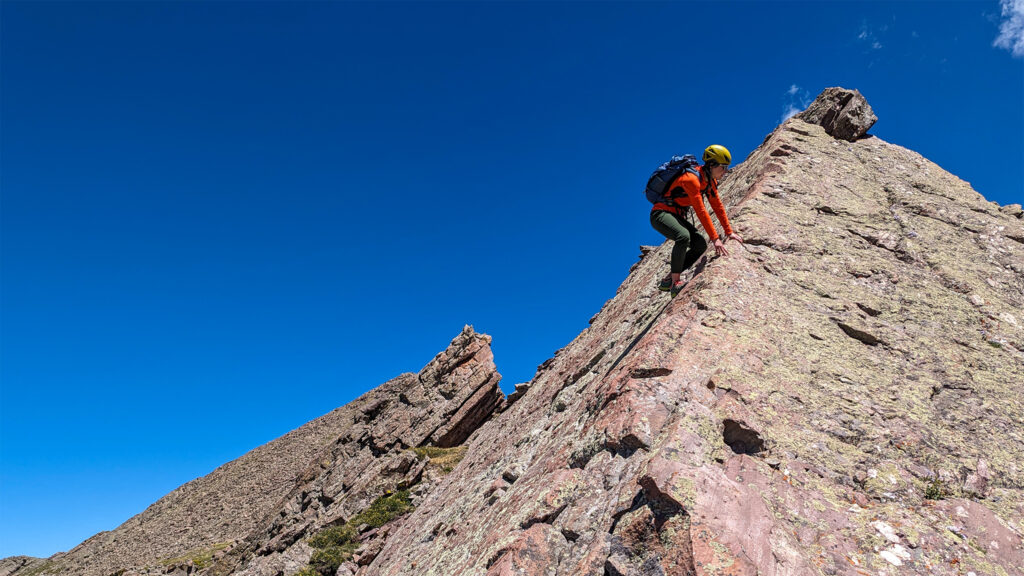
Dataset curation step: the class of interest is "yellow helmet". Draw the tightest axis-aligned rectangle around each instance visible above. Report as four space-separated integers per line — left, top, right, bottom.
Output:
702 144 732 166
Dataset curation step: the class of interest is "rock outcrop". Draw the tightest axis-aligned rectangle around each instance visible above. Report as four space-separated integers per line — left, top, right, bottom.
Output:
0 558 46 576
797 86 877 141
6 88 1023 576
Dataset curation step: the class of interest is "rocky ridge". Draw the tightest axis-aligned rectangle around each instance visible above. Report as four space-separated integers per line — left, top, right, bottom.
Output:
353 90 1024 576
10 326 501 576
6 87 1023 576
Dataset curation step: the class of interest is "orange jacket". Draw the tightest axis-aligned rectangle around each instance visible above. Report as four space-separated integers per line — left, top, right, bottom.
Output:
651 168 734 242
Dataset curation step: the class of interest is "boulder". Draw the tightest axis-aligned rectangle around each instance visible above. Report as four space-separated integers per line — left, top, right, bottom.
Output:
796 86 877 141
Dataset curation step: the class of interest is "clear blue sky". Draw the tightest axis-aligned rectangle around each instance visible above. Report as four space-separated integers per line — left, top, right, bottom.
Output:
2 0 1021 559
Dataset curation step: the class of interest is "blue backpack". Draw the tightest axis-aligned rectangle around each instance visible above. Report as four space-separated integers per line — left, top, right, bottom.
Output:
645 154 700 205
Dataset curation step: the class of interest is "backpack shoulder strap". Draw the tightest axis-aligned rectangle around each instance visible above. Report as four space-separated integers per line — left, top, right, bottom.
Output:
696 166 717 198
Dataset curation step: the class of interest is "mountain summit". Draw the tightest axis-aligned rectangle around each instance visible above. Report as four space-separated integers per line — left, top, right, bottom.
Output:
7 88 1023 576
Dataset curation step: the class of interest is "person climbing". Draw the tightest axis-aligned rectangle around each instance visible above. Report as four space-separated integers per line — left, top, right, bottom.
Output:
649 144 743 296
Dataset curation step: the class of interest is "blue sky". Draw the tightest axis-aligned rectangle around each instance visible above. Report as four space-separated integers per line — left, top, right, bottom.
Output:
2 0 1022 559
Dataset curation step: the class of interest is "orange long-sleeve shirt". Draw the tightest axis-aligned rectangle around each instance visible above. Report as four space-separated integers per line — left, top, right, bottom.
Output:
651 169 734 241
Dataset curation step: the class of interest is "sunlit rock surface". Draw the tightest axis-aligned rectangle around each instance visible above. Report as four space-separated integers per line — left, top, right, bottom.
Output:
8 88 1023 576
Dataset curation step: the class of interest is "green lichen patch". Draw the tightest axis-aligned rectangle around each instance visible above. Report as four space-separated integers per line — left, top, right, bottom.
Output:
568 433 606 469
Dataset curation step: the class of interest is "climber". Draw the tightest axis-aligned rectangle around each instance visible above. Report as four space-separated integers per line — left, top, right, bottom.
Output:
650 144 743 296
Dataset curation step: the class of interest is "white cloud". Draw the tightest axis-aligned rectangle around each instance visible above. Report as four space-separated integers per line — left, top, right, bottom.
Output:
994 0 1024 57
781 85 813 123
781 104 802 122
857 21 884 51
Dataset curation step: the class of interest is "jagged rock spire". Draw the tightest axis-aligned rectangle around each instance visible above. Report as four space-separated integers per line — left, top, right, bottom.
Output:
797 86 877 141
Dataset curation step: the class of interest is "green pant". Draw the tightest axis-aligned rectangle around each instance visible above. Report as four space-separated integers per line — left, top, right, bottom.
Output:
650 210 708 274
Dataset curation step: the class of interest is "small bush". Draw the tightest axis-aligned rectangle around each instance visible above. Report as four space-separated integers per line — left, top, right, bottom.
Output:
360 489 414 526
310 544 357 571
924 478 947 500
308 524 355 550
304 490 414 575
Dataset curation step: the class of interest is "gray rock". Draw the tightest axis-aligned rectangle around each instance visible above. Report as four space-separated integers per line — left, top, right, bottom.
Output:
796 87 877 141
0 557 47 576
999 203 1023 218
963 459 992 498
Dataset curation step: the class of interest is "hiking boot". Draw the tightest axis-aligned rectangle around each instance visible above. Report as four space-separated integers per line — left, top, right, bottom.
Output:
670 281 686 297
658 276 673 292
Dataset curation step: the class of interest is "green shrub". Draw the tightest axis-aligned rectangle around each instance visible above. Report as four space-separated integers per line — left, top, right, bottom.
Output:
360 489 414 526
924 478 947 500
310 544 358 571
308 523 356 550
304 489 414 574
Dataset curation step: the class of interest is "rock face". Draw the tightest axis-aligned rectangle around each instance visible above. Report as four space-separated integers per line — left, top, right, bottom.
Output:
797 86 877 141
7 90 1024 576
356 109 1024 576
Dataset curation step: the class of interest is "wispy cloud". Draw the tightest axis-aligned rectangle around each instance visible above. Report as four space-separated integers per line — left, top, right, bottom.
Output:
994 0 1024 57
781 85 813 123
857 21 884 50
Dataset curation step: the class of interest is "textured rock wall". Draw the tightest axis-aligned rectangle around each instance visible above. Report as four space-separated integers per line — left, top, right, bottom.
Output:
356 94 1024 576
